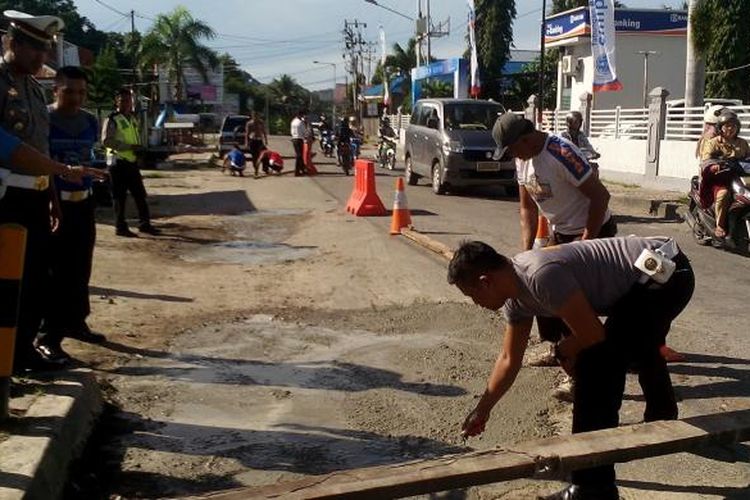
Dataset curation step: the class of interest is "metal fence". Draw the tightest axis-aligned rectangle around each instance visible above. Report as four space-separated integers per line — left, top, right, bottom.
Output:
589 107 649 139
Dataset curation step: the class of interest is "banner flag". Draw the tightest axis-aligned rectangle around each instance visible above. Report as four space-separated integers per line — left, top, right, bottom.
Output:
467 0 481 97
379 26 390 106
589 0 623 92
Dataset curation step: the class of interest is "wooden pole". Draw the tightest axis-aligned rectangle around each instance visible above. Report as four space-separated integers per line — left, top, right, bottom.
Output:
194 409 750 500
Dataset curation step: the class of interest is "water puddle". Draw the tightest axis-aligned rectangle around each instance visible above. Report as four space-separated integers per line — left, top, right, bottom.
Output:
181 240 314 265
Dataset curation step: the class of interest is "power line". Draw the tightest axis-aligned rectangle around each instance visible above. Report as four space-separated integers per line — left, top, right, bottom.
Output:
706 61 750 75
93 0 128 17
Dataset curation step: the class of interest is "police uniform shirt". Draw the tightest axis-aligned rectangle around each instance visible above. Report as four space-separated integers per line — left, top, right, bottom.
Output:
0 62 50 166
48 107 98 191
503 236 674 324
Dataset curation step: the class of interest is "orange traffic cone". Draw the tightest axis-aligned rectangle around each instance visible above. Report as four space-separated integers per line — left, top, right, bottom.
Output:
390 177 412 235
533 215 550 248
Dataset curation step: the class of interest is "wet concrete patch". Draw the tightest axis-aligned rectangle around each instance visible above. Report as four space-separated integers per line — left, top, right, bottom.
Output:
95 304 559 498
180 209 315 265
181 240 315 265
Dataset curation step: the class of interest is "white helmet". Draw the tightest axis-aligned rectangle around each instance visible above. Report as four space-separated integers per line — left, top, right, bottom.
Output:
704 104 726 124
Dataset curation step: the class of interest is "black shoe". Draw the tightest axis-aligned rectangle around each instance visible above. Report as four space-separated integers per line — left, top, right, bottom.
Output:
539 484 619 500
67 324 106 344
139 224 161 235
116 227 138 238
34 342 72 366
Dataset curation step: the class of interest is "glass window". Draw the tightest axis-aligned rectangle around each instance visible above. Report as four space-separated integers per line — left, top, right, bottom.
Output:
443 103 505 131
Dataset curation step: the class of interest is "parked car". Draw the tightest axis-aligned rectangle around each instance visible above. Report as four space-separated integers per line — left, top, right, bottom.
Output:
404 98 516 195
217 114 250 158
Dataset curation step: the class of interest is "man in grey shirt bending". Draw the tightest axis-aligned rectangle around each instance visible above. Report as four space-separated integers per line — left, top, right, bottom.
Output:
448 237 694 500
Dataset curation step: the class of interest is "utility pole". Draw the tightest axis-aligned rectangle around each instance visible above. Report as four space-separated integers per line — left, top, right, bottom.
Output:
426 0 431 61
343 19 368 118
685 0 705 108
539 0 547 119
130 10 137 86
416 0 422 67
637 50 660 107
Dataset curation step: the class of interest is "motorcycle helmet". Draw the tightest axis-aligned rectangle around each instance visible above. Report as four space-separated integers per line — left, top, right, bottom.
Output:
565 110 584 128
716 110 741 135
703 105 726 124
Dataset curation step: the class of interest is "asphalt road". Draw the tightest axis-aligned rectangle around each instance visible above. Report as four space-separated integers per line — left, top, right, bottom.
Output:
265 136 750 497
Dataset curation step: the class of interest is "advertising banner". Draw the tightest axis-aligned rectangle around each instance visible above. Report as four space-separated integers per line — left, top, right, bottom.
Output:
467 0 481 97
589 0 622 92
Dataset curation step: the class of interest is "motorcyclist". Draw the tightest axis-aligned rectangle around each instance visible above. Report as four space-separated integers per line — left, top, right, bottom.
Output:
560 111 600 161
348 116 362 158
699 110 750 238
695 104 726 158
336 117 353 172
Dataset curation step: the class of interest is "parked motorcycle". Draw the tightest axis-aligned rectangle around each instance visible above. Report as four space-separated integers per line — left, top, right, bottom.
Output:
338 141 353 176
685 159 750 254
376 135 397 170
320 130 335 158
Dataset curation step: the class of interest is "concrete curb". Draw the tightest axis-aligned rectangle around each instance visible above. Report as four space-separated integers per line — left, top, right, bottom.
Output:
0 369 103 500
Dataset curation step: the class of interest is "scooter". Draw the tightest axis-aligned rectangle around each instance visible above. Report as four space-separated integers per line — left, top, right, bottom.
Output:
377 135 397 170
320 130 335 158
337 141 353 176
684 159 750 255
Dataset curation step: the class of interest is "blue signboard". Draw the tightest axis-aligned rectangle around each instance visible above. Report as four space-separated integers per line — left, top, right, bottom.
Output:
545 7 687 43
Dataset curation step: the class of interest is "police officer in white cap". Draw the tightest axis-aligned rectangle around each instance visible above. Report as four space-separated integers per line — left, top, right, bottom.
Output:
0 10 77 370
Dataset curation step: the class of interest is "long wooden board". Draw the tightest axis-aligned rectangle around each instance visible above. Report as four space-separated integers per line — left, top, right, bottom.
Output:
400 228 455 261
195 409 750 500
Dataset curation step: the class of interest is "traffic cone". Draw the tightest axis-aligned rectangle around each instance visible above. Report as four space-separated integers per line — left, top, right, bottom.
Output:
390 177 412 235
532 215 550 248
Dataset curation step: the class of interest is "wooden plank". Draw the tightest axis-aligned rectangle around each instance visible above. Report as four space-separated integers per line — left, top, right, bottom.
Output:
194 409 750 500
400 228 454 261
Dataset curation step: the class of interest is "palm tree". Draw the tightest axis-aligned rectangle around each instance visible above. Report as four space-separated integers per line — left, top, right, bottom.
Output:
139 6 219 102
385 38 419 77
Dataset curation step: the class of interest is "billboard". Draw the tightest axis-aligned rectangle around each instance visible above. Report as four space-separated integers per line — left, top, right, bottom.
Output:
545 7 687 43
158 63 224 104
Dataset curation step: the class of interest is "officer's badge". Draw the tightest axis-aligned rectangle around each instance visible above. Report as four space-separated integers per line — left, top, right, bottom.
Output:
7 87 18 98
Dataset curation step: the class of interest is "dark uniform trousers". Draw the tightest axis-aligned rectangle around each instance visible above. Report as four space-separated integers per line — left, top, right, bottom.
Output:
39 197 96 342
291 138 305 175
110 159 150 230
0 187 51 366
571 251 695 490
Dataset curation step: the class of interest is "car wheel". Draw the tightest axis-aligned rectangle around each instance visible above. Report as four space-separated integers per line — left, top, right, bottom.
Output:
405 155 419 186
432 162 447 195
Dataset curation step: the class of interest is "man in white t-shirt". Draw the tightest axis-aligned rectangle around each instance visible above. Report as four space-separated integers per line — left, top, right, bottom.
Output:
290 110 306 176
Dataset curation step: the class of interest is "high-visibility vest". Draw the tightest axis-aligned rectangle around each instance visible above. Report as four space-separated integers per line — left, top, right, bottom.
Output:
106 113 140 163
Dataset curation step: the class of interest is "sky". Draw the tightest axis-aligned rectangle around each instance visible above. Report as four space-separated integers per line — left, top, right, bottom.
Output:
72 0 687 91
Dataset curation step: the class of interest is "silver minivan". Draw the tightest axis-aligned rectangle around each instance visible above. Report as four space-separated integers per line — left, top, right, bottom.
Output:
404 98 516 195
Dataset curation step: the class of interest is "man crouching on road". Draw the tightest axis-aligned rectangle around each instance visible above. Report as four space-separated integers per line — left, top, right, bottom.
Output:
448 237 694 500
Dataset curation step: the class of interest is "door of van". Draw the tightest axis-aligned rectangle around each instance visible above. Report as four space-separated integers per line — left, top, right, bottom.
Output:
413 104 439 176
406 103 423 170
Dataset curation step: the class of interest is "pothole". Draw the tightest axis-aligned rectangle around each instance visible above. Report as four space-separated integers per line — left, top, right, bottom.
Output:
81 304 559 498
181 240 315 265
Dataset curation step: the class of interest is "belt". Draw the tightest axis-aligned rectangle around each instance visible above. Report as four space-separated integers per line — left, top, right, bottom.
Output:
60 189 91 202
0 170 49 191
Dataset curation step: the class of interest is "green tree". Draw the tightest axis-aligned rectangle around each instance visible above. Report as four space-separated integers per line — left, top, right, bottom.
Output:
266 74 310 128
472 0 516 100
139 6 219 102
691 0 750 102
421 79 454 98
88 45 122 107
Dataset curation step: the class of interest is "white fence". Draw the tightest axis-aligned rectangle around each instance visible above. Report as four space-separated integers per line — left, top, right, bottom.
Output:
665 105 750 141
590 107 649 140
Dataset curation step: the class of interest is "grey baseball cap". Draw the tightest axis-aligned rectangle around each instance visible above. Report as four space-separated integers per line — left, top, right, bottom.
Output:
492 113 534 160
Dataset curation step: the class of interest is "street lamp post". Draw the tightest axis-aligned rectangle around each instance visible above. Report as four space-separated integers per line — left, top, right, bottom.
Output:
313 60 337 125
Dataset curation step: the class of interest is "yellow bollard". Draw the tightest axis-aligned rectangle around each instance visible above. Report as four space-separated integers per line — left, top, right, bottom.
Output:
0 224 27 419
